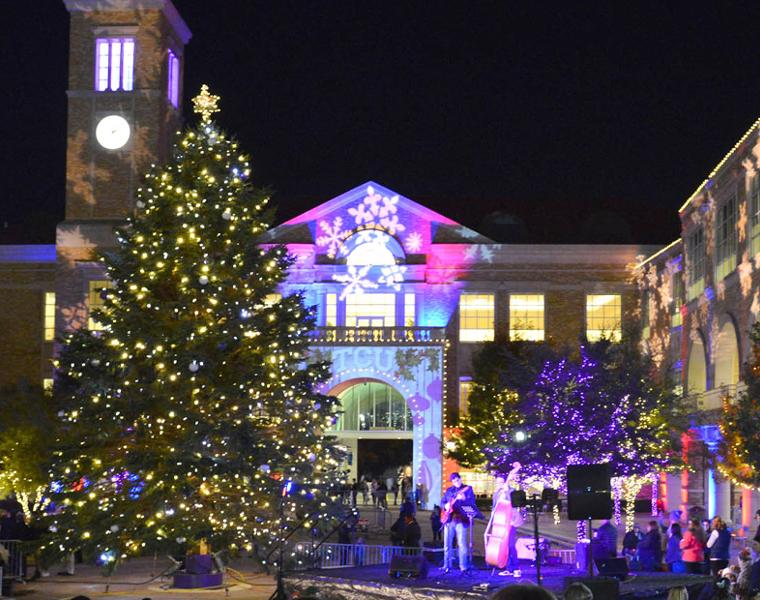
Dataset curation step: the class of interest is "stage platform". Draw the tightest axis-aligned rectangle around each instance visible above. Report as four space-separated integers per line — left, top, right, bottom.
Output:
284 563 713 599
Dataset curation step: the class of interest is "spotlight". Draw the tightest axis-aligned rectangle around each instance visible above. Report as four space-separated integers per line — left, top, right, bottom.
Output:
514 430 527 443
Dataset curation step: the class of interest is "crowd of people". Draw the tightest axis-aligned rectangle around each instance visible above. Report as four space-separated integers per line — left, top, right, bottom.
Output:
341 474 418 509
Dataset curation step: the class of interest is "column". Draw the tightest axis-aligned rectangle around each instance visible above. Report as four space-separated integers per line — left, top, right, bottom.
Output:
742 487 753 535
715 474 731 523
665 473 682 516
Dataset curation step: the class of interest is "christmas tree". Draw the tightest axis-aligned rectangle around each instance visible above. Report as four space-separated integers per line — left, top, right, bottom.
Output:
718 322 760 488
40 86 343 567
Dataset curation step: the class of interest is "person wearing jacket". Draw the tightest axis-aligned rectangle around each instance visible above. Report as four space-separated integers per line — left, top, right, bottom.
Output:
680 520 706 574
706 516 732 577
665 522 684 572
638 520 663 571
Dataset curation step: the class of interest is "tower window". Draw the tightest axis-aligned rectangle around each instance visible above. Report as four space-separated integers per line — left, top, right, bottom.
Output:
43 291 56 341
167 49 180 108
95 38 135 92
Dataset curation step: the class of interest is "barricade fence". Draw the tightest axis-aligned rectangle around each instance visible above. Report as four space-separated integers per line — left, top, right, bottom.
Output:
292 542 422 570
290 541 574 570
0 539 25 580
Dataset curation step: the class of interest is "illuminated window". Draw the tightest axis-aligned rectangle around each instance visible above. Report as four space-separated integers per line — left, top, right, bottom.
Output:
686 227 705 300
345 293 396 327
331 381 411 432
715 194 737 281
586 294 622 342
167 49 180 108
671 270 683 327
43 291 56 341
325 293 337 327
344 231 405 266
404 293 416 326
459 293 494 342
95 38 135 91
88 280 114 330
459 379 473 419
751 177 760 256
509 294 544 341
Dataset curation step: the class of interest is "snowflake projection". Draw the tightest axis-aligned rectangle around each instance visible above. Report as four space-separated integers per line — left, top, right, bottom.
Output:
743 159 757 193
347 203 375 226
333 265 379 300
737 202 748 243
379 265 407 291
405 232 423 253
316 216 351 258
658 271 672 312
454 225 481 239
752 290 760 317
739 252 754 298
379 194 399 218
380 214 405 236
464 244 498 263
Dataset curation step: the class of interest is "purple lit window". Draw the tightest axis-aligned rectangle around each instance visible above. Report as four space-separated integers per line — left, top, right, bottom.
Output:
167 50 180 108
95 38 135 91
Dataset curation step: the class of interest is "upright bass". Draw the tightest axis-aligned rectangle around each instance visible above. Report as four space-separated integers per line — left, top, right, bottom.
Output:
484 462 521 569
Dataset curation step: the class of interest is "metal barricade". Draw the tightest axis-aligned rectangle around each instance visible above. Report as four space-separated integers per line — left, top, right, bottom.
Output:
293 542 420 570
0 539 25 581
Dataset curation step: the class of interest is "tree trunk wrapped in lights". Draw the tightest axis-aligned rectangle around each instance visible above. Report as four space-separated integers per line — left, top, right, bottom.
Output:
39 89 344 567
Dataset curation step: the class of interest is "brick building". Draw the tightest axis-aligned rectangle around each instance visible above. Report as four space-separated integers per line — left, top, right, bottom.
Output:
0 0 654 510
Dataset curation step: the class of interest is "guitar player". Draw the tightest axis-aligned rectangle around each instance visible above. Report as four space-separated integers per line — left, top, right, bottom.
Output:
441 472 480 573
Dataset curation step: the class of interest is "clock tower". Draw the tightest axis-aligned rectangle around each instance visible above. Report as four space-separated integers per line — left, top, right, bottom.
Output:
57 0 191 334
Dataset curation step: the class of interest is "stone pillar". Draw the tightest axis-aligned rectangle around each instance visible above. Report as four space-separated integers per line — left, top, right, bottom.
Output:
666 473 682 516
742 487 754 535
715 475 732 523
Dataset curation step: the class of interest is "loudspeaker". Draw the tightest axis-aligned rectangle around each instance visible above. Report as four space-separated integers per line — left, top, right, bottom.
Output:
567 463 612 520
388 554 428 578
595 557 629 581
563 576 620 600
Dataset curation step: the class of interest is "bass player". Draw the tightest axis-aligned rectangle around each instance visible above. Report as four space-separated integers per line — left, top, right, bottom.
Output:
441 472 481 573
484 462 524 577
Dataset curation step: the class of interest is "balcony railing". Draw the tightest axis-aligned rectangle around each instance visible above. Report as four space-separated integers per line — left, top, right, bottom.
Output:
307 326 447 345
685 383 745 412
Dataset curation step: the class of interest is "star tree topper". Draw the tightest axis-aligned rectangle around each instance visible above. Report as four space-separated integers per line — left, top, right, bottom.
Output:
192 84 220 122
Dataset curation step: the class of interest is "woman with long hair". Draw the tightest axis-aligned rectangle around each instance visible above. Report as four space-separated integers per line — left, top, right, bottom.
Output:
680 519 705 574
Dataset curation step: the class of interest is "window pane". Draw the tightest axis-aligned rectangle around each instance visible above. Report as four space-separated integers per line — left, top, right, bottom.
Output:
88 280 114 330
586 294 621 342
110 40 121 91
96 39 110 91
122 39 135 91
168 50 179 107
404 293 415 326
687 228 705 300
44 291 56 341
509 294 544 341
345 293 395 327
459 293 494 342
715 195 737 281
325 293 337 326
671 271 683 327
459 380 473 419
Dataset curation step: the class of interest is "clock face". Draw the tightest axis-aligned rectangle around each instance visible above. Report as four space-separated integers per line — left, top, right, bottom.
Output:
95 115 131 150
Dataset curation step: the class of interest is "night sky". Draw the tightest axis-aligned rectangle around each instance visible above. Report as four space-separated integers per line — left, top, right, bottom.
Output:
3 2 760 245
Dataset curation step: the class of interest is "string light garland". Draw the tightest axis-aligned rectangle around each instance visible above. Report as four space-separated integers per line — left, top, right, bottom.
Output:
39 88 345 568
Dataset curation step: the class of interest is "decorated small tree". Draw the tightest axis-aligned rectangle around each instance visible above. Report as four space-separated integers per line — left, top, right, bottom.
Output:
40 87 343 568
718 322 760 488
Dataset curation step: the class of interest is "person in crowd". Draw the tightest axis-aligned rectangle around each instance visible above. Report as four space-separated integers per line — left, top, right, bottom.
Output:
680 519 705 574
593 518 618 559
390 513 406 546
753 509 760 544
400 496 416 519
392 478 400 505
489 584 557 600
748 540 760 595
667 586 688 600
350 478 359 507
701 518 712 574
665 522 684 572
376 480 388 509
371 479 378 507
731 547 753 600
360 477 369 505
441 472 481 573
385 475 395 504
563 582 593 600
402 512 421 549
638 520 663 571
706 516 731 577
622 523 643 567
430 505 442 543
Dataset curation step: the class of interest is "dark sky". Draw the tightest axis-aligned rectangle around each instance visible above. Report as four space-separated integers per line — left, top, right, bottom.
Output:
3 2 760 244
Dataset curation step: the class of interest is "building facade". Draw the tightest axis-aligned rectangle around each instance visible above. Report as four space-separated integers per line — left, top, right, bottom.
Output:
639 119 760 532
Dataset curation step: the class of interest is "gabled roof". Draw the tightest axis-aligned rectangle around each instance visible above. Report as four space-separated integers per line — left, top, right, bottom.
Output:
263 181 491 245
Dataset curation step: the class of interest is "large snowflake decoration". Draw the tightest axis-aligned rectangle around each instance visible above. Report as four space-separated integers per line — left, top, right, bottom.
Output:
379 265 407 291
316 217 351 258
379 214 405 236
405 232 423 253
333 265 379 300
348 186 403 232
464 244 498 263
